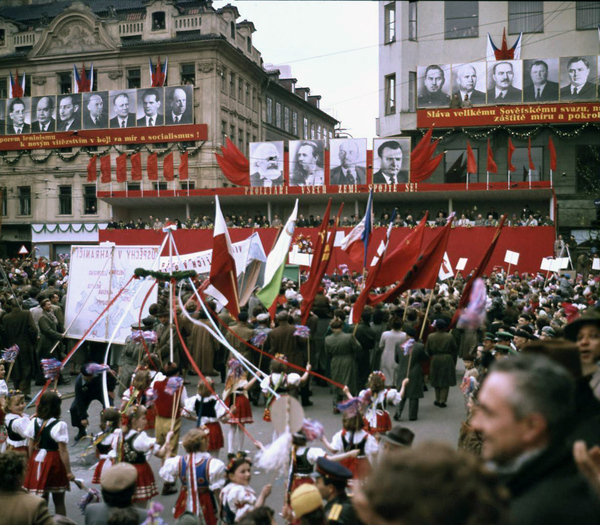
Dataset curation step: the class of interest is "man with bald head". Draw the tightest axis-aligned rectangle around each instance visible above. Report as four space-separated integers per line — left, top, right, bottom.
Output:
330 140 366 185
250 142 284 186
453 64 486 105
166 86 192 124
83 93 108 129
31 96 56 132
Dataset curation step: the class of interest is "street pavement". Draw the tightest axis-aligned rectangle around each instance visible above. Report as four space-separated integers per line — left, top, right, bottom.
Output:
37 364 466 523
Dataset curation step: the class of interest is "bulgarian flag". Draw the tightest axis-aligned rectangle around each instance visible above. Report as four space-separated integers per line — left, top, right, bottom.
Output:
257 200 299 309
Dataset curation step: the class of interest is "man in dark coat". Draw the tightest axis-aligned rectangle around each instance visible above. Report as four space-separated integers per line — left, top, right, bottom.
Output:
1 301 37 396
325 319 361 409
265 311 298 364
394 327 427 421
354 312 376 391
425 318 458 407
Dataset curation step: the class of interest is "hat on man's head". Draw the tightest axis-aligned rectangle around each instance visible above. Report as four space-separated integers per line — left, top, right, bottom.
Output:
380 426 415 447
484 332 496 341
315 457 352 483
496 330 514 340
256 313 270 322
155 305 169 317
130 321 143 330
514 329 534 340
101 463 137 492
290 484 323 519
541 326 556 337
565 308 600 342
142 316 156 328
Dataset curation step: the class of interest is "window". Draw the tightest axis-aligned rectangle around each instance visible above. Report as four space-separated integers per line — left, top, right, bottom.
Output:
317 125 321 140
310 123 315 140
58 72 72 94
58 186 72 215
408 1 418 40
246 83 250 106
384 2 396 44
0 29 5 46
247 36 252 53
230 125 235 142
238 77 243 101
181 63 195 85
152 12 166 31
127 183 141 192
127 68 141 89
266 97 273 124
246 132 250 154
444 149 479 183
408 71 417 112
230 21 236 39
180 181 195 190
18 186 31 215
303 117 308 139
83 186 97 215
252 87 257 110
222 120 227 145
0 78 6 99
384 74 396 115
577 2 600 30
153 182 168 191
275 102 282 128
284 106 290 132
292 111 298 136
445 1 479 39
221 69 227 92
238 127 243 149
229 73 235 98
0 187 6 217
509 2 543 33
513 147 543 182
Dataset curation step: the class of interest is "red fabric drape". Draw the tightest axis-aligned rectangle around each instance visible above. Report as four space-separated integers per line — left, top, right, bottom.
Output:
486 139 498 173
507 138 516 172
466 142 477 174
100 155 111 183
179 152 189 180
131 152 142 181
87 155 97 182
549 137 557 171
116 153 127 183
163 152 174 181
147 153 158 181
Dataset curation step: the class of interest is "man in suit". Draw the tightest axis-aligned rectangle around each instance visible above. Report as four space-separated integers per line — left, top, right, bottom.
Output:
31 96 56 132
373 140 408 184
487 62 522 104
57 94 81 132
523 60 559 102
83 93 108 129
137 88 164 127
330 140 366 185
560 57 597 101
250 141 284 186
418 65 451 108
6 98 30 134
290 141 324 186
109 92 136 128
166 87 192 125
453 64 486 105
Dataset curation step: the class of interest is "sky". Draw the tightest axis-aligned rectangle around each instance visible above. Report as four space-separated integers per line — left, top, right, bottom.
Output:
214 1 379 138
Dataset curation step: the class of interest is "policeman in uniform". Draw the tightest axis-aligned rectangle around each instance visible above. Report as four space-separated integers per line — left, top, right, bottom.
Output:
315 457 359 524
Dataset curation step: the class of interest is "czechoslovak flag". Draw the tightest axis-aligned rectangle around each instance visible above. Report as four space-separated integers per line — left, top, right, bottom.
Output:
340 189 373 266
205 196 240 319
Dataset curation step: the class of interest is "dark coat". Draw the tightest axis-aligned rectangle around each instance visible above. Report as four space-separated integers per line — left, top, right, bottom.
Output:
330 165 367 185
560 81 597 101
266 322 302 367
523 81 559 102
486 85 522 104
395 340 426 397
83 111 108 129
325 331 360 395
249 171 284 187
31 118 56 133
372 169 408 184
6 120 30 134
37 311 63 360
137 113 164 127
453 89 486 105
57 112 81 131
425 331 458 388
1 309 38 382
417 90 450 108
109 113 136 128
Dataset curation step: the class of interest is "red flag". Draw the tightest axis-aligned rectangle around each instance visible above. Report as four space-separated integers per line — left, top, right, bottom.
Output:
466 142 477 174
215 137 250 186
411 128 434 165
179 152 189 180
369 215 455 305
507 138 516 172
116 153 127 183
207 196 239 319
549 137 557 171
87 155 97 182
147 153 158 181
100 155 111 183
163 152 174 181
486 139 498 173
412 153 443 183
527 137 535 171
131 152 142 181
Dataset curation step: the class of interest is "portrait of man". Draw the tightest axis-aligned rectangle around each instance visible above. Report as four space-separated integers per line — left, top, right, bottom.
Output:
137 88 164 127
560 56 597 101
452 63 486 105
417 64 451 108
109 90 136 128
486 60 522 104
523 59 559 103
329 138 367 185
0 100 5 135
289 140 324 186
249 141 284 187
82 92 108 129
31 96 56 133
165 85 193 125
57 94 82 132
373 138 410 184
6 98 30 134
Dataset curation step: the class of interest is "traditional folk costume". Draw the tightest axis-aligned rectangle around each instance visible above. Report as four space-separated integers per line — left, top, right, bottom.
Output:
122 386 157 430
5 411 30 456
0 379 7 452
223 379 253 425
359 387 402 435
117 429 159 501
289 446 326 493
184 394 227 452
220 483 258 524
260 372 301 422
160 451 226 523
330 428 378 480
23 417 70 495
91 429 120 484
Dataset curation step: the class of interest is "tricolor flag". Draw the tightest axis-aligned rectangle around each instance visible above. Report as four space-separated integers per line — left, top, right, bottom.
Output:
486 29 522 61
8 70 26 99
257 200 299 309
340 189 373 266
149 56 168 87
73 63 93 93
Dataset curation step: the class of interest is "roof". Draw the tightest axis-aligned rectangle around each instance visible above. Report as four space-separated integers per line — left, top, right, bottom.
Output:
120 32 223 47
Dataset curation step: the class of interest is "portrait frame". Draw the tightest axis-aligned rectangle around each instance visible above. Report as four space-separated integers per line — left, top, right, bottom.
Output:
164 85 194 125
82 91 109 130
522 58 560 103
30 95 57 133
329 138 368 185
288 139 325 187
417 64 452 108
136 87 165 127
451 62 487 105
372 137 411 184
109 89 137 128
486 60 523 105
249 141 285 187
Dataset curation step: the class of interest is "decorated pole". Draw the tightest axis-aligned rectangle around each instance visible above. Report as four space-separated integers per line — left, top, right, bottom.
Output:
169 232 174 363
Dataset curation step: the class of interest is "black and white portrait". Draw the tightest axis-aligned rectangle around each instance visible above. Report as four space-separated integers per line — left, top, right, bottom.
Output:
249 141 284 187
57 93 82 132
6 97 30 134
329 138 367 185
372 138 411 184
523 58 559 103
82 91 109 129
486 60 523 104
559 56 598 102
109 89 137 128
31 95 56 133
164 85 193 125
451 62 487 105
0 100 5 135
137 88 164 127
289 140 324 186
417 64 452 108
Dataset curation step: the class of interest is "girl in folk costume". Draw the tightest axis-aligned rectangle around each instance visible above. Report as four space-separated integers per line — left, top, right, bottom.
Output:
223 359 257 453
4 389 30 457
359 372 408 435
183 377 227 457
260 356 311 423
116 405 171 503
220 454 272 525
159 427 226 523
121 368 157 431
23 391 74 517
0 361 8 452
91 408 121 484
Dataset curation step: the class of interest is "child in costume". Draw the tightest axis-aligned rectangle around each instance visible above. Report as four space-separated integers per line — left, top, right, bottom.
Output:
91 407 121 484
121 368 157 431
183 377 227 457
4 389 29 456
220 454 272 524
223 359 257 453
23 391 74 517
159 427 226 523
0 361 8 452
359 372 408 435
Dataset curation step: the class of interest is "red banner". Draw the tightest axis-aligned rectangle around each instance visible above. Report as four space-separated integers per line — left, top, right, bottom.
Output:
163 152 174 181
100 155 111 183
87 155 97 182
116 153 127 183
417 102 600 128
147 153 158 181
179 152 189 181
131 152 142 181
0 124 208 151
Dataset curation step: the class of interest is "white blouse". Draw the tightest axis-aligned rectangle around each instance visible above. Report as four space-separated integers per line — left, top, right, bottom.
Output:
159 451 226 491
5 413 29 447
330 429 379 459
220 483 257 522
260 372 301 393
25 417 69 444
183 394 227 425
359 388 402 425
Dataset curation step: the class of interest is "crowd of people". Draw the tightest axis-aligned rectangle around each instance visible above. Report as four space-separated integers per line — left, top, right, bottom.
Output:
2 247 600 525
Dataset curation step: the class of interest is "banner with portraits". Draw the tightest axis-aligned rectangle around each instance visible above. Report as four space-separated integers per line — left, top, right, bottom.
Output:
0 84 194 136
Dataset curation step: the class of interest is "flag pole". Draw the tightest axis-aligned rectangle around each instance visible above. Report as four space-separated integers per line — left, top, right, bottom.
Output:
486 171 489 191
466 172 469 190
169 231 174 363
402 291 410 321
418 290 435 340
507 169 510 190
550 169 553 189
528 169 532 190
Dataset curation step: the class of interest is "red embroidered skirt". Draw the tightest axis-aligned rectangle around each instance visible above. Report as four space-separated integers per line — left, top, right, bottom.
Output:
225 394 253 425
174 489 217 525
24 450 69 495
340 455 371 480
367 410 392 434
92 457 114 484
205 421 224 451
131 462 159 501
